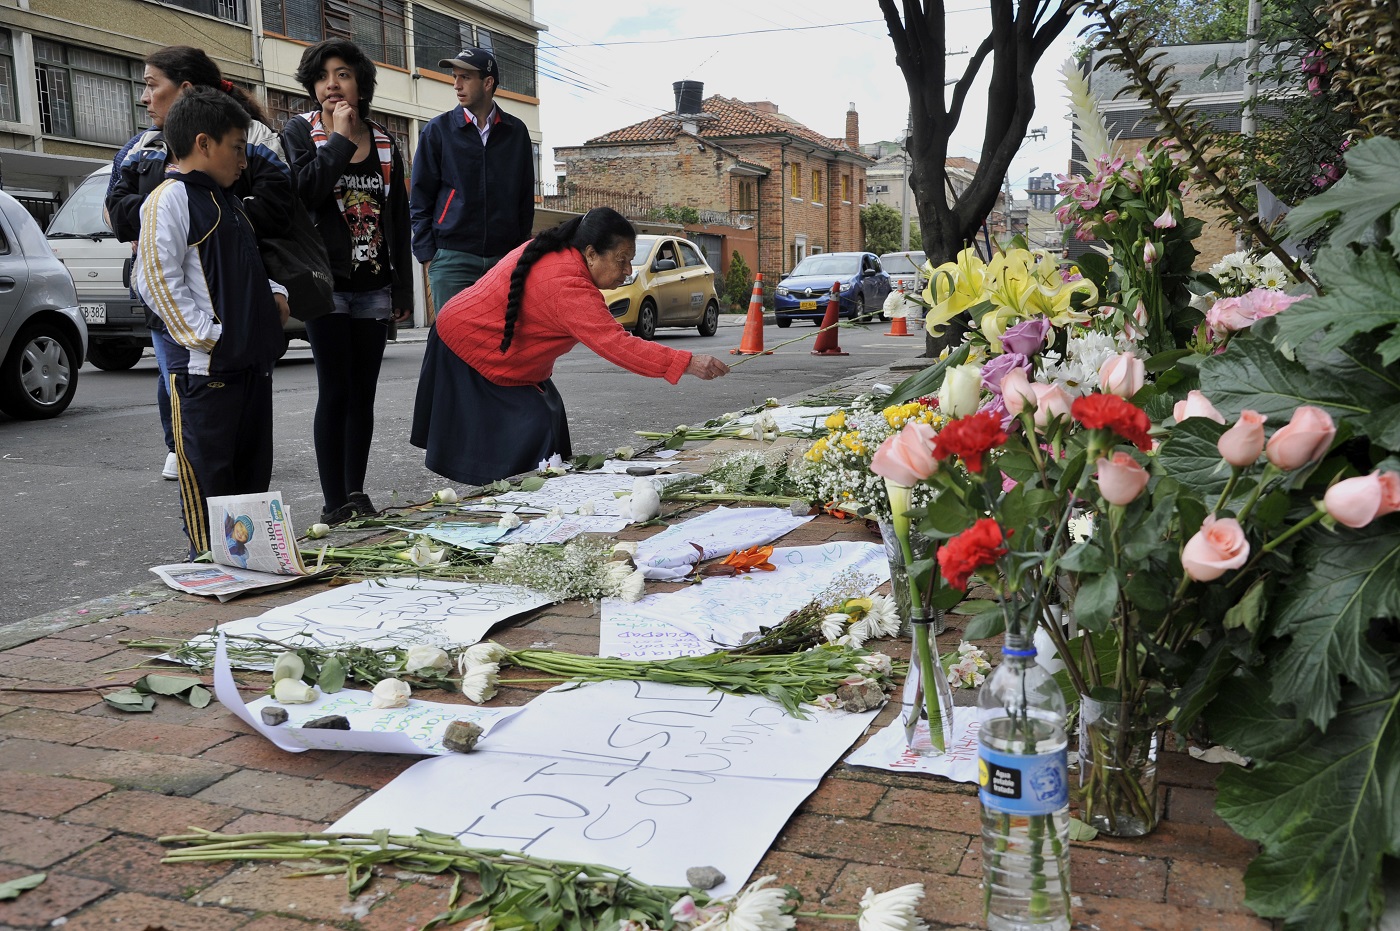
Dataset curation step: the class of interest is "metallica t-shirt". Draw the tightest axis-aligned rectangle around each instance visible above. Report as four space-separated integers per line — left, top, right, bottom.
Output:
338 154 391 293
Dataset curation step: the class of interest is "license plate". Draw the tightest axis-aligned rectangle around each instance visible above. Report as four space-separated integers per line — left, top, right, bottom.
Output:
80 303 106 324
799 300 817 310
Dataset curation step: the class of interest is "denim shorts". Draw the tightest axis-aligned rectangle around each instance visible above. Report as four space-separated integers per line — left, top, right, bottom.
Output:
332 286 393 321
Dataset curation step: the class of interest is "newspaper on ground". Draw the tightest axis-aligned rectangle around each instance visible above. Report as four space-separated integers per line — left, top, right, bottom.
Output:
150 492 331 600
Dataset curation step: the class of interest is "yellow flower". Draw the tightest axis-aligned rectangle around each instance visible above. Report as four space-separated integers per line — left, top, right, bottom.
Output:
840 433 867 455
825 410 847 431
924 247 988 336
882 401 923 428
805 437 830 462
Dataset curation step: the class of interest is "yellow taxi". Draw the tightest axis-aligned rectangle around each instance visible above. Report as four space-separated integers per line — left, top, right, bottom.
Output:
601 234 721 339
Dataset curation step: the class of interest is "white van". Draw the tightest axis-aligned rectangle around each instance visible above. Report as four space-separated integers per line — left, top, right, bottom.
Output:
46 165 306 369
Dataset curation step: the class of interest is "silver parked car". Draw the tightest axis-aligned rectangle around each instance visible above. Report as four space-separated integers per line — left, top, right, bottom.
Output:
0 190 87 419
879 250 928 297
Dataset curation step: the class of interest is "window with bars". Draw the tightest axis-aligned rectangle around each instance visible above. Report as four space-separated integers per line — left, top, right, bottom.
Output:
341 0 405 68
477 28 535 97
262 0 323 44
265 89 411 163
34 40 143 144
413 6 467 77
158 0 246 24
0 31 18 123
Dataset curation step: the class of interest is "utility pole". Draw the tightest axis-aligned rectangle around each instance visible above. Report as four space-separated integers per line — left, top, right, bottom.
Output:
1242 0 1261 136
900 108 912 251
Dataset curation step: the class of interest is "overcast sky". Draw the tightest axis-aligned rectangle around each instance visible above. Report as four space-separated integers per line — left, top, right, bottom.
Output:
529 0 1087 199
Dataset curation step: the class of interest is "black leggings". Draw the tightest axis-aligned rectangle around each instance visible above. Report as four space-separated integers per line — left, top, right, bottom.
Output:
304 313 389 510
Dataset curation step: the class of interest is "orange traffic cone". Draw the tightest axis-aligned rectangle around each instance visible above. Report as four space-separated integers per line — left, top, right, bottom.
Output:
885 288 913 337
811 282 849 356
730 273 773 356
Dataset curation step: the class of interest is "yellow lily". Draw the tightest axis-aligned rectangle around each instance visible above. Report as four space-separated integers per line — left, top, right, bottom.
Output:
923 247 987 336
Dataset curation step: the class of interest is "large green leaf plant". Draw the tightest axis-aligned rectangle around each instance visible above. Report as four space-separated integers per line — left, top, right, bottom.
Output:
1191 136 1400 930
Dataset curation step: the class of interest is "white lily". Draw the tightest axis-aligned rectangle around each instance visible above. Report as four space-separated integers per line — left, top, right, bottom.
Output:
400 540 447 567
432 488 460 505
457 642 508 673
460 662 500 703
273 678 317 704
404 645 451 674
857 883 927 931
693 875 794 931
858 652 894 677
306 523 331 540
370 678 412 709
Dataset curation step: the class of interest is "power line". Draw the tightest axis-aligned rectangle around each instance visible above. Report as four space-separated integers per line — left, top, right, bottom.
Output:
543 19 885 48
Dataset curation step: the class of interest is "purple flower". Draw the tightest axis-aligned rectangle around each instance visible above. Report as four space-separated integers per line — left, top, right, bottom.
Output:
981 352 1031 394
1000 317 1052 356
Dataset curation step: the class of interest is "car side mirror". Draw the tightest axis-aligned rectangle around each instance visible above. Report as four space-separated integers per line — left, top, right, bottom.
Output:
654 259 678 272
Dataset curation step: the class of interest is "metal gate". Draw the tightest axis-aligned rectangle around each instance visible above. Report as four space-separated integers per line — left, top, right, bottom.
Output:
689 232 723 271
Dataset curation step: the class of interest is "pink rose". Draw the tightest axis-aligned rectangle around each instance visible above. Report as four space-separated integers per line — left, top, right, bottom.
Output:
871 421 938 487
1265 406 1336 470
1206 296 1253 334
1217 410 1267 467
1323 471 1400 528
1173 390 1226 424
1099 351 1146 398
1096 452 1150 505
1181 515 1250 581
1032 383 1074 430
1001 367 1036 416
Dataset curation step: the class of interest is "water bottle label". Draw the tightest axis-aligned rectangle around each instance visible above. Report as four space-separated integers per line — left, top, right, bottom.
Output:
978 746 1068 815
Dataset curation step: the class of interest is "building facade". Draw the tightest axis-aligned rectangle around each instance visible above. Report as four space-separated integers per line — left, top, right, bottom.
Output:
555 82 872 287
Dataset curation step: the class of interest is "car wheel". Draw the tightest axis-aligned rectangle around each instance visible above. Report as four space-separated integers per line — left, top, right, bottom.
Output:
855 293 867 321
698 300 719 337
775 316 792 329
0 322 80 420
635 300 658 340
86 338 145 371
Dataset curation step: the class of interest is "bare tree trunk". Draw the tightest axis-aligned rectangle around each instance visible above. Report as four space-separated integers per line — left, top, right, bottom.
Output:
877 0 1075 354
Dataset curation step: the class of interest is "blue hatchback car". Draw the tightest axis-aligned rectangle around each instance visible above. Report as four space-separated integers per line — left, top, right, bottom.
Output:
773 252 892 327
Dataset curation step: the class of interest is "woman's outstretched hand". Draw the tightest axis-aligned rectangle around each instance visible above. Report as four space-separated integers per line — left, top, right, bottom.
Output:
684 354 730 380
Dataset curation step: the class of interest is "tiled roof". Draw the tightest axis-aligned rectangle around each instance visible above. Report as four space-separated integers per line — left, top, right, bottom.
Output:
585 95 867 157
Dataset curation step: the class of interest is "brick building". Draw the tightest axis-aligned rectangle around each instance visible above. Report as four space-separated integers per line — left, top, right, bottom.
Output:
554 81 873 287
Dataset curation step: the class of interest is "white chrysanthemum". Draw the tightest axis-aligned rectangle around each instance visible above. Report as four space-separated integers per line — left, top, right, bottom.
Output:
458 642 508 673
838 629 868 650
693 875 795 931
858 883 927 931
460 662 500 703
865 595 901 637
822 613 849 643
1258 269 1286 289
605 560 635 589
370 678 412 708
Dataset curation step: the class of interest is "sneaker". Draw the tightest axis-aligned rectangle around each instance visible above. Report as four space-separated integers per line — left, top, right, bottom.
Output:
320 502 356 525
162 452 179 481
347 491 378 517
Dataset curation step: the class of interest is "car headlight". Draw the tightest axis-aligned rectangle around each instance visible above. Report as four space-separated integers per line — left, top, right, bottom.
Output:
775 287 789 297
833 282 849 293
621 272 637 286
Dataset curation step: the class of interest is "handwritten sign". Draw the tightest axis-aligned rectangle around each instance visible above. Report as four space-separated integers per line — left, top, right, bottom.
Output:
598 615 713 660
600 542 889 656
504 515 631 545
330 679 878 894
634 507 814 579
205 577 553 652
491 473 693 517
843 706 981 784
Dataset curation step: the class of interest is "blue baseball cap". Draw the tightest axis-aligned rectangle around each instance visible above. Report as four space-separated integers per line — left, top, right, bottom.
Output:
439 47 498 82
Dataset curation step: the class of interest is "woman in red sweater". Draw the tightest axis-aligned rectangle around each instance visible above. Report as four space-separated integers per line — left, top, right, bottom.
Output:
411 208 730 484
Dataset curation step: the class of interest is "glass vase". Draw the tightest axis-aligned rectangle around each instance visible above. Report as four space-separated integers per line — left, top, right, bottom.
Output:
902 612 956 756
1076 695 1161 837
878 519 943 637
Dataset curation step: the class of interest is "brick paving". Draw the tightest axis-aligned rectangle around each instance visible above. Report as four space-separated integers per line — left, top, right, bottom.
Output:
0 367 1279 930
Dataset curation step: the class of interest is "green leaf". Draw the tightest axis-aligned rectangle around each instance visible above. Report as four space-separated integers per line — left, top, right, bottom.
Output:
1266 524 1400 728
1209 671 1400 930
136 674 204 696
186 685 212 709
1222 579 1267 634
1059 542 1107 573
1156 417 1230 498
1272 248 1400 363
1067 818 1099 842
1282 136 1400 245
1071 572 1119 632
1198 329 1368 423
102 688 155 713
318 657 347 694
517 475 547 492
962 606 1007 641
883 342 972 405
0 873 45 900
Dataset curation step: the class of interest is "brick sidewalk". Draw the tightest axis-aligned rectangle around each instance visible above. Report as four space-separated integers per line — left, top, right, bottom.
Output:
0 497 1276 930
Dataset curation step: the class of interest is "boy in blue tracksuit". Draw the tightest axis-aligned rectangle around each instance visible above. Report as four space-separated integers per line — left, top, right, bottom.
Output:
132 87 291 559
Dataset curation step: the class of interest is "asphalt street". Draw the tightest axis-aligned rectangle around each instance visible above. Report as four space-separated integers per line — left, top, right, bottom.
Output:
0 318 924 627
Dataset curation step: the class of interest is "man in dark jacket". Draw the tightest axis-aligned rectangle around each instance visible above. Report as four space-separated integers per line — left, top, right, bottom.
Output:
410 46 535 313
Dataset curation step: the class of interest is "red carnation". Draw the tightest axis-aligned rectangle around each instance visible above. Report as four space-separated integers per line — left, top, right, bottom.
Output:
939 518 1009 591
932 411 1008 474
1072 394 1153 451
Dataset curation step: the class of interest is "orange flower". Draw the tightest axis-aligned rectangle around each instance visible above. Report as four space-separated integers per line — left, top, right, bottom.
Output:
720 545 776 573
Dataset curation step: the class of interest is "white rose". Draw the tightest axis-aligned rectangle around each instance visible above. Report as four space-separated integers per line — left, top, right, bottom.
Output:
370 678 412 708
497 512 522 530
273 678 317 704
404 645 451 674
432 488 460 505
619 567 647 603
271 652 305 682
578 500 596 516
627 478 661 523
306 523 331 540
938 363 983 418
614 446 636 460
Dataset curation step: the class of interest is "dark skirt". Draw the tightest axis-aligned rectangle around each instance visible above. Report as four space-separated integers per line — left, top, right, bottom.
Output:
410 328 572 485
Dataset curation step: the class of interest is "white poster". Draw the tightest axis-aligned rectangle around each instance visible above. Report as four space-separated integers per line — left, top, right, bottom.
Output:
489 472 693 517
203 577 553 652
503 515 631 545
633 507 814 580
600 542 889 656
843 706 981 784
213 636 520 755
735 406 837 435
330 680 878 895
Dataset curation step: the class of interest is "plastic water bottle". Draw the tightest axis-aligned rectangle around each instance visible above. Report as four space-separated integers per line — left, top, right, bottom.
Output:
978 637 1072 930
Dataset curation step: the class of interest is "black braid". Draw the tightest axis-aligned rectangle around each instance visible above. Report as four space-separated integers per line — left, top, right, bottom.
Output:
499 207 636 353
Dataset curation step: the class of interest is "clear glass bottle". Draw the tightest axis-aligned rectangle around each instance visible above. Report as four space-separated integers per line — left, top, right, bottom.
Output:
978 636 1072 931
